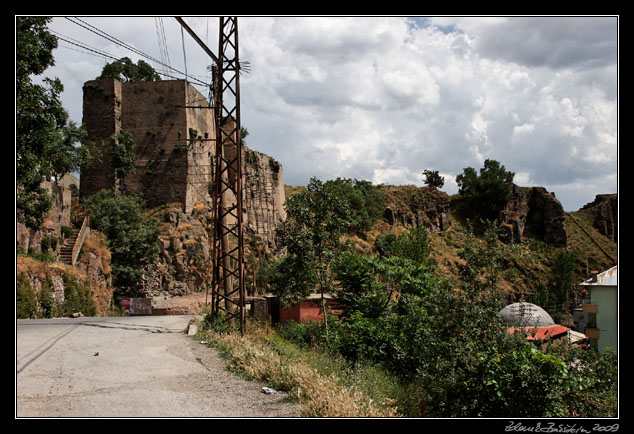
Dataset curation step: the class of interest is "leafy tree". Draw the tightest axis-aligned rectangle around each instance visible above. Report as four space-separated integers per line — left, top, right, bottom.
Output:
458 220 505 301
97 56 161 82
549 248 578 316
456 159 515 221
83 189 159 293
422 169 444 189
266 178 350 329
323 178 384 234
374 226 433 268
17 274 39 319
16 16 88 229
109 131 137 182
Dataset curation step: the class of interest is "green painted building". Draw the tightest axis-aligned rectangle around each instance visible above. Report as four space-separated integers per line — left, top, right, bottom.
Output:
579 266 618 356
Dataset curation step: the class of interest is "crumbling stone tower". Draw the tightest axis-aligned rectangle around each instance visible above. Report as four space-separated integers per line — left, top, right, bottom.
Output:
80 78 286 246
80 78 214 213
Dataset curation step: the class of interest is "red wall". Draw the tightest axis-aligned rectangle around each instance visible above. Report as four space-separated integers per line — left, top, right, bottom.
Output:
276 299 341 324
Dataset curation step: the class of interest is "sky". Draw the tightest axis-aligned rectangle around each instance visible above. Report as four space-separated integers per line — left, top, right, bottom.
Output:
36 15 618 211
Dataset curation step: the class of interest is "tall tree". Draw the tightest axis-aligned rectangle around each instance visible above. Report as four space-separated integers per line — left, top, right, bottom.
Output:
456 159 515 222
266 178 351 329
83 188 159 294
16 16 87 229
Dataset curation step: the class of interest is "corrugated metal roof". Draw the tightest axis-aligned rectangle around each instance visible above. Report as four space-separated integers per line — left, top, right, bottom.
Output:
579 265 618 286
508 325 570 341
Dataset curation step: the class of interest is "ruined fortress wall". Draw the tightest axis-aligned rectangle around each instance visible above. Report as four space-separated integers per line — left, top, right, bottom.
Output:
184 84 215 214
243 148 286 246
79 79 120 199
81 78 285 245
81 79 214 211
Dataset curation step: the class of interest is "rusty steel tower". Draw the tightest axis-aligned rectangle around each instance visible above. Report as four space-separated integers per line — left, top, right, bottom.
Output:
176 17 246 333
210 17 245 333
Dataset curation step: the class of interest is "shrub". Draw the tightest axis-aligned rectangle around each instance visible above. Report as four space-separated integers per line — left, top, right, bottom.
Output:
17 274 38 319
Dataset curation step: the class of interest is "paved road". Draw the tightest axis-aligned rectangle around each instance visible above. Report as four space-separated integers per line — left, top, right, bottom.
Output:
16 315 298 418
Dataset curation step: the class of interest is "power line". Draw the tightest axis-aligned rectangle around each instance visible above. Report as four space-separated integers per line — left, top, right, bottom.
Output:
155 17 171 78
63 17 209 88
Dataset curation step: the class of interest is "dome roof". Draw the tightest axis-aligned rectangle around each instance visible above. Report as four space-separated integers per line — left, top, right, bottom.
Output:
497 302 555 327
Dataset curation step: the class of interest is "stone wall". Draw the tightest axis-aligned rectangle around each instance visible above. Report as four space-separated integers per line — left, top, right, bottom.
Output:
243 148 286 247
79 78 286 297
79 79 120 198
16 179 73 255
81 79 215 212
80 78 285 246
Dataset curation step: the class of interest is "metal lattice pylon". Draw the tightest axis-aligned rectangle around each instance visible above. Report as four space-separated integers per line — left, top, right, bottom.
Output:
209 17 246 333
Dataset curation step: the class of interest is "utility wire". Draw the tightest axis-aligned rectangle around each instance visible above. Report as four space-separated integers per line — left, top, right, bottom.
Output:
63 17 208 88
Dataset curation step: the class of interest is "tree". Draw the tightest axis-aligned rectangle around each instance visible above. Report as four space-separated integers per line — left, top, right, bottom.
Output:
108 131 137 182
456 159 515 221
323 178 384 234
422 169 444 189
83 189 159 293
550 249 578 316
97 57 161 82
266 178 351 329
16 16 89 229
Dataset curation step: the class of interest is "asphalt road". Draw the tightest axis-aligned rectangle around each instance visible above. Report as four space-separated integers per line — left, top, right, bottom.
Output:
16 315 299 418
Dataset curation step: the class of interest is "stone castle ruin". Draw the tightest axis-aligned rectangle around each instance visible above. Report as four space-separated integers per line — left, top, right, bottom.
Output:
80 78 286 247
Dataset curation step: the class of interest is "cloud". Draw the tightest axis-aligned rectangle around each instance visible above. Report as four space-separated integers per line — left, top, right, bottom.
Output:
430 16 618 70
39 16 617 212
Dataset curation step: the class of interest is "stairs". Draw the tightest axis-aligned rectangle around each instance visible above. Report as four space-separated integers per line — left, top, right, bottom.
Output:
58 229 80 265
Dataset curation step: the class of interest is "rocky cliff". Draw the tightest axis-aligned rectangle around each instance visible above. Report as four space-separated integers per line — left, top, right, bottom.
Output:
379 185 450 234
137 146 286 300
579 194 618 243
378 183 567 246
499 184 567 246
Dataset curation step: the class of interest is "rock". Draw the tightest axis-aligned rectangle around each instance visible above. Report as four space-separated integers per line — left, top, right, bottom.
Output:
581 194 617 242
499 184 567 246
380 186 450 233
383 207 395 226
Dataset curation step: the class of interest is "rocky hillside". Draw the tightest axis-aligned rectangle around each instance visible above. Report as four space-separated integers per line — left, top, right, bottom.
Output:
343 183 617 301
17 231 115 318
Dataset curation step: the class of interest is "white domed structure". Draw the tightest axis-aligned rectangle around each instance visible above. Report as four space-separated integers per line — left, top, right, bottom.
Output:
497 302 555 328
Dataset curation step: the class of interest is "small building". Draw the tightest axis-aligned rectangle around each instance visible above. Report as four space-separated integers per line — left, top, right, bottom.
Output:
261 294 342 325
579 266 618 356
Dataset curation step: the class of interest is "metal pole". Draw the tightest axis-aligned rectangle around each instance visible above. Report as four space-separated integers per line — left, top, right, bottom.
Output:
210 17 245 334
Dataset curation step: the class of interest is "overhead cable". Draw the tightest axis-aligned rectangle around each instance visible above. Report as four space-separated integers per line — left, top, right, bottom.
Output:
64 16 208 87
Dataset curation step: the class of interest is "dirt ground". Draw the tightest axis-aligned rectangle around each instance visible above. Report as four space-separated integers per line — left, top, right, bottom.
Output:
151 292 209 315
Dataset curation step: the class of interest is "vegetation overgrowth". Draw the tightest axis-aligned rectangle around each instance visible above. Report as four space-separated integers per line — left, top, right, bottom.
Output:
245 175 617 418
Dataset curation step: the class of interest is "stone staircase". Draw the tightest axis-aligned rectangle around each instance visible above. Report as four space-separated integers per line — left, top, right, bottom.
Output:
58 228 80 265
57 216 90 266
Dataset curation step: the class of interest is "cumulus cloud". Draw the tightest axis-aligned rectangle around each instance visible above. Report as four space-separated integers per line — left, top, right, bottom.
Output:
40 16 617 211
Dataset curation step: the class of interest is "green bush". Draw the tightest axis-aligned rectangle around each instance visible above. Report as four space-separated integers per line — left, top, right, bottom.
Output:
62 275 95 317
16 274 38 319
277 320 325 348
